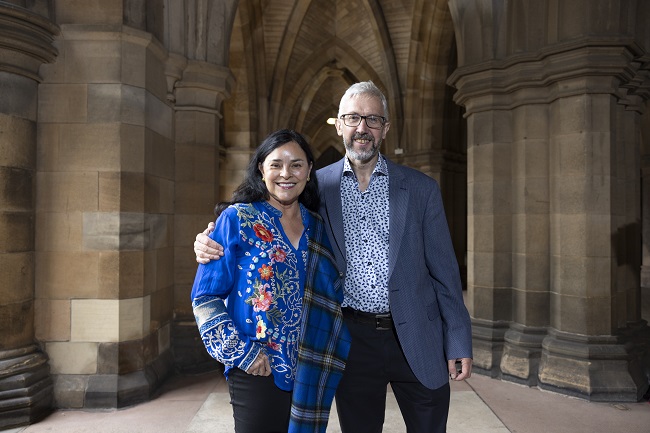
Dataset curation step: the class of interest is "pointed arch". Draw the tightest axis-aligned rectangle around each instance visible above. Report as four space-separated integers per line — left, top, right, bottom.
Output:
266 0 403 147
404 0 456 153
231 0 269 143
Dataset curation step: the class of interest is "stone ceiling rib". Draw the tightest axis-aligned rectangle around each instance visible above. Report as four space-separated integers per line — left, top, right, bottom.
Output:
403 0 455 151
381 0 413 88
236 0 269 141
230 0 456 152
269 0 317 128
268 1 403 135
279 39 383 133
262 0 296 85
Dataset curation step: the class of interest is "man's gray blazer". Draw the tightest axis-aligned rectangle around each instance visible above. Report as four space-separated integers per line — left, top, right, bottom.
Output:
316 157 472 390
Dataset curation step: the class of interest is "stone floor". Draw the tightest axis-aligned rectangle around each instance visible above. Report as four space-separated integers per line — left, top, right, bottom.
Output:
6 371 650 433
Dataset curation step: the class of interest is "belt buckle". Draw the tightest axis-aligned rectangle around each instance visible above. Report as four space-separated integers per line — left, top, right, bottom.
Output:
375 313 392 330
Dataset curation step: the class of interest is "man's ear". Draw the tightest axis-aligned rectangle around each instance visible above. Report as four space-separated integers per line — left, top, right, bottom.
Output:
382 121 391 138
335 118 344 136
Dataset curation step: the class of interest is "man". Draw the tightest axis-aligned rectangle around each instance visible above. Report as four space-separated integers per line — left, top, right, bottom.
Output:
194 81 472 433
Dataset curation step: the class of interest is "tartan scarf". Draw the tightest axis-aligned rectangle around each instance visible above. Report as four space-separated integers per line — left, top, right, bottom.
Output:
288 211 351 433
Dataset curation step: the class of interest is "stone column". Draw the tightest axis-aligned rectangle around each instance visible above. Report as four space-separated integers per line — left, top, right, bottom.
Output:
501 102 551 386
36 6 177 407
448 0 517 379
449 0 650 400
171 60 234 372
540 65 645 401
163 0 238 373
464 106 515 377
0 2 58 428
637 81 650 406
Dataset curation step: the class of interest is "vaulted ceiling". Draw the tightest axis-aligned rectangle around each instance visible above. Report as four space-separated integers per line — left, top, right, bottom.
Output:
223 0 458 166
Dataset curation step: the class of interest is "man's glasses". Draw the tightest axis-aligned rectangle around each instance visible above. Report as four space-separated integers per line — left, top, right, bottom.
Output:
339 114 386 130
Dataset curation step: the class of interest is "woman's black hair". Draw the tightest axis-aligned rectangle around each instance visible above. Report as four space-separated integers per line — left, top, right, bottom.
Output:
214 129 320 216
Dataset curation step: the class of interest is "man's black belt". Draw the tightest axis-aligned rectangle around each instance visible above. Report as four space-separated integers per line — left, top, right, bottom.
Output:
342 307 393 330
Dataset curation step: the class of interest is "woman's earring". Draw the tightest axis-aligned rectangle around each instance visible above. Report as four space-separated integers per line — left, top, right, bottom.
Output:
307 177 310 181
261 177 265 181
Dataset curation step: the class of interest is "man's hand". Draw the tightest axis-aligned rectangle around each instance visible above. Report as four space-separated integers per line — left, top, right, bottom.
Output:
448 357 472 381
194 222 224 264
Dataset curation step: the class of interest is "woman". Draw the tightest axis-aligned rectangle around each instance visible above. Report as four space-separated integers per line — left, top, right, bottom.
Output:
191 129 350 433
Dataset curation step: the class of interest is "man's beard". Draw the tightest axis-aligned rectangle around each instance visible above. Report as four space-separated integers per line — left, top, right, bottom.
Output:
344 132 381 163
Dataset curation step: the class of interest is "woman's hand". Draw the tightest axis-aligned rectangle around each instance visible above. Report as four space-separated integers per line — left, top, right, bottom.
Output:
247 352 272 376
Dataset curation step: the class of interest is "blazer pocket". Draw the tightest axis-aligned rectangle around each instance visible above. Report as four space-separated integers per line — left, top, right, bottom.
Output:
426 302 441 321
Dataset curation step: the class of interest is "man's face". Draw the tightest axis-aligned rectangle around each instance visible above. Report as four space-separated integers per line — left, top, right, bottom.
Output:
335 94 390 164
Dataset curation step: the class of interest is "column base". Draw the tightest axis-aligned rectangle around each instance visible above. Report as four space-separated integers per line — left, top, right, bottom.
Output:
642 265 650 288
0 345 53 430
172 317 221 374
470 318 509 378
500 324 547 386
52 349 175 409
642 266 650 323
539 326 650 402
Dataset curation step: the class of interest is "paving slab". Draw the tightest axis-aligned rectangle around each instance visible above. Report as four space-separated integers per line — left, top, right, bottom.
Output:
10 372 650 433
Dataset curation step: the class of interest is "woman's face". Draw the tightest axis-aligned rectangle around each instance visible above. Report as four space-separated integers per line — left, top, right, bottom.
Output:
259 141 312 209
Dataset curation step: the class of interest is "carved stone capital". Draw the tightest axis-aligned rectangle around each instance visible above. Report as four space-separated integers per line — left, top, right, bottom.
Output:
164 53 187 104
449 41 650 115
173 61 235 114
0 3 59 81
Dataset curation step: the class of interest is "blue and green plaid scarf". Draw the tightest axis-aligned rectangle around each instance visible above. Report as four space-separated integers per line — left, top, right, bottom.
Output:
288 211 351 433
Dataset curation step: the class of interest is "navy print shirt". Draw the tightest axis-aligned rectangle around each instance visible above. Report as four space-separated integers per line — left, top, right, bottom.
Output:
340 155 390 313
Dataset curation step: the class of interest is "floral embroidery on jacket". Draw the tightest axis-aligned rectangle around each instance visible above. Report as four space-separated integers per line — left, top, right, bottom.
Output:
258 263 274 280
249 282 273 312
191 201 308 390
253 223 274 242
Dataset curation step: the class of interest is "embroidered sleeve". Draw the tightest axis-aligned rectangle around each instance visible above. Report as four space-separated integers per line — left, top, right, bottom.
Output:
190 208 262 372
192 295 262 371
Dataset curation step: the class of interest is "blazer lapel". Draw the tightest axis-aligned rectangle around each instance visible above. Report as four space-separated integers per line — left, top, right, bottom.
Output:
317 159 347 271
388 161 407 277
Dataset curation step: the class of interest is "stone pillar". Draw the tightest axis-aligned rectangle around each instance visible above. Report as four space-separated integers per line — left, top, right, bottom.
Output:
449 0 650 400
36 3 176 408
163 0 238 373
0 2 58 428
642 108 650 321
464 106 514 377
540 71 645 401
171 60 234 372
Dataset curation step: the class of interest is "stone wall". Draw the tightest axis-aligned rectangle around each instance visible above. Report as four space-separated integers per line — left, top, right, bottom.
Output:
0 1 235 419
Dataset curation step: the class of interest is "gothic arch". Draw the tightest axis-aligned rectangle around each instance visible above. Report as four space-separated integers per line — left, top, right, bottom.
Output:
403 0 457 154
226 1 405 153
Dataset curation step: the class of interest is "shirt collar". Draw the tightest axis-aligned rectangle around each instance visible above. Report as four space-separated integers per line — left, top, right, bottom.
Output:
260 200 283 217
343 153 389 177
259 200 310 227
